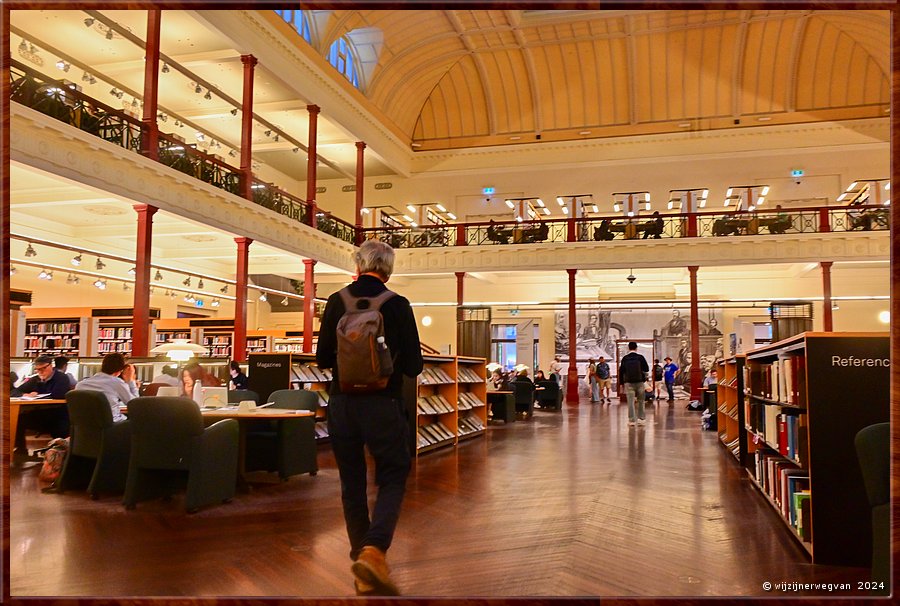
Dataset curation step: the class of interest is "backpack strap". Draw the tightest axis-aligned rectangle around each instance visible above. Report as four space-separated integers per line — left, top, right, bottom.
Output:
338 286 396 313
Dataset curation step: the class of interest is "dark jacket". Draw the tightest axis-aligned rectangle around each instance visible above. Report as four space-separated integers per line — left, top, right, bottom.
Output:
230 372 249 390
618 352 649 384
17 369 73 399
316 274 424 399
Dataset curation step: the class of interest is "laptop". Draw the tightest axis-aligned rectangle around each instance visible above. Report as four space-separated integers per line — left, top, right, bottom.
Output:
199 386 228 409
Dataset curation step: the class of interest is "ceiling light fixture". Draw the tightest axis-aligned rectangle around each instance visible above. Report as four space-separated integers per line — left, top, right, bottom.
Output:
128 266 136 276
161 62 170 73
93 278 107 290
204 89 212 100
194 83 202 94
197 279 204 289
66 273 79 285
292 147 299 153
55 59 70 72
183 277 191 287
154 269 163 281
259 292 268 302
71 253 82 266
123 282 130 291
105 29 114 40
10 265 17 275
219 285 228 294
25 243 37 257
149 338 207 362
95 257 106 270
230 108 238 116
281 296 289 306
38 268 52 280
84 17 95 27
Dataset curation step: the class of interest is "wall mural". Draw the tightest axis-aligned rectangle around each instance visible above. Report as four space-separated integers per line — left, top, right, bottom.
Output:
554 309 723 385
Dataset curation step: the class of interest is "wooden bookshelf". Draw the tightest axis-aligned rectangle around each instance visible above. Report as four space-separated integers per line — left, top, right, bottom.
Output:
456 356 488 441
415 355 458 454
23 317 92 357
715 355 744 462
742 332 888 566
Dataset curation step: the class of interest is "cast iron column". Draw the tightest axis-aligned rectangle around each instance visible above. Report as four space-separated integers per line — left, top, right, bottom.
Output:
688 265 702 399
233 237 252 362
355 141 366 243
131 204 157 357
821 261 834 331
140 9 161 160
455 271 465 322
303 259 317 353
306 105 320 228
239 55 257 201
566 269 579 404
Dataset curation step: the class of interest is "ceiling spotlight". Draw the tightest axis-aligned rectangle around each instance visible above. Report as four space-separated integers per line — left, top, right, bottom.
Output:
273 134 279 142
131 98 139 108
154 269 163 281
95 257 106 270
195 132 205 142
71 253 82 266
105 29 114 40
25 243 37 257
56 59 69 72
123 282 131 291
66 273 79 285
204 90 212 100
194 83 202 94
88 75 96 84
183 277 192 287
84 17 95 27
10 265 17 275
128 266 136 276
110 87 119 97
211 298 220 307
281 296 289 306
93 278 107 290
184 294 194 303
157 112 167 122
197 279 204 289
228 150 237 158
627 269 636 284
219 284 228 294
292 147 299 153
38 268 52 280
81 71 91 83
230 108 238 116
259 292 268 302
161 62 170 73
18 39 27 53
264 129 272 137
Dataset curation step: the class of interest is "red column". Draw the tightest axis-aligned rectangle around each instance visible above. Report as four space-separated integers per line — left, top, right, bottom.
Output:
688 265 702 400
456 224 466 246
566 269 579 404
818 207 831 233
132 204 158 357
233 237 252 362
355 141 366 228
455 271 465 322
140 9 161 160
306 105 320 228
567 217 576 242
686 191 698 237
239 55 258 201
821 261 834 331
303 259 317 353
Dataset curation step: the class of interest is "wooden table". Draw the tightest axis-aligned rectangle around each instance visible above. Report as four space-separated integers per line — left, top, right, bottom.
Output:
8 398 67 458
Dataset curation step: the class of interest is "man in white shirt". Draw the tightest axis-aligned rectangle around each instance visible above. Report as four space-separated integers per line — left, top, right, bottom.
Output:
151 365 181 388
74 353 137 422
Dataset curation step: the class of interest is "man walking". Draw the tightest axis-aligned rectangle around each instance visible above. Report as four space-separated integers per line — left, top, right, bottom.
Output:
619 342 649 426
316 239 423 596
595 356 612 403
663 356 680 403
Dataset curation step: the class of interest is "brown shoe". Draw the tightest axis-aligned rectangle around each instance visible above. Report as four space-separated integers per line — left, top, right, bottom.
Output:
354 579 378 596
351 546 400 596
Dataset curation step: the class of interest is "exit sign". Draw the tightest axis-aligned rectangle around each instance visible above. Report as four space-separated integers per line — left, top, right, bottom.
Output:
483 187 495 195
791 169 804 178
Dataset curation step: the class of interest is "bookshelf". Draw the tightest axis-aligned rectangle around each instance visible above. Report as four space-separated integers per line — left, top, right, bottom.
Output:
415 355 458 454
742 332 888 566
97 321 134 354
200 329 233 358
23 317 91 357
456 356 488 441
715 356 745 462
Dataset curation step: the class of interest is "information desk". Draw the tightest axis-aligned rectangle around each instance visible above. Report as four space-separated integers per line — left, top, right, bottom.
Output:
8 398 67 458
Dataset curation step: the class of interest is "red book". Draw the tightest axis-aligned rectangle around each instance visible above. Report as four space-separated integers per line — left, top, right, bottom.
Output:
778 415 788 456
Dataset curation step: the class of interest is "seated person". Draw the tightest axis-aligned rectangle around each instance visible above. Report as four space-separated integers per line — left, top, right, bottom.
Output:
75 352 137 423
150 365 182 388
593 220 614 241
15 355 74 456
54 356 78 387
512 369 533 385
486 220 510 244
181 362 223 398
531 222 549 242
642 211 664 239
534 369 547 381
703 368 718 389
713 218 740 236
228 361 249 390
489 368 510 391
768 205 791 234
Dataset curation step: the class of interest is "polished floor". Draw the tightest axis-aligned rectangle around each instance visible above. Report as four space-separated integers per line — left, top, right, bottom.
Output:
8 397 871 598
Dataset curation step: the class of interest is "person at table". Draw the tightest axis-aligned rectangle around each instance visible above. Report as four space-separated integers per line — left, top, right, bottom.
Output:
150 365 181 388
317 239 423 596
228 361 249 390
642 211 664 239
14 355 73 457
74 352 137 423
180 362 223 398
594 219 614 241
54 356 77 387
489 368 510 391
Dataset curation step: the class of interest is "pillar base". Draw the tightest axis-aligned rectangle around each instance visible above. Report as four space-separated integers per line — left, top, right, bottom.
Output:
566 366 580 404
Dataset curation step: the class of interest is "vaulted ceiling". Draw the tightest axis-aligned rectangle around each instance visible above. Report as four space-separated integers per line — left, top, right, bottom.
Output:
309 9 889 150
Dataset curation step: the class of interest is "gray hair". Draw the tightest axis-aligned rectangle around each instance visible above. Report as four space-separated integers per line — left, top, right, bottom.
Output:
354 239 395 279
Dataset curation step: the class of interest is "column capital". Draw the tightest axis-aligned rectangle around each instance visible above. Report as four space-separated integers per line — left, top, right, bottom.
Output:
133 203 158 217
307 104 320 115
356 141 367 150
687 265 699 273
820 260 834 268
455 271 465 279
241 54 258 68
566 268 577 277
234 236 253 247
303 258 317 267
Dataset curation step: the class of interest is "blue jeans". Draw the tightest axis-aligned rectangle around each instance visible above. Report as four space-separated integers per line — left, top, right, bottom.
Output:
624 382 645 422
328 394 411 560
590 378 600 401
665 380 675 400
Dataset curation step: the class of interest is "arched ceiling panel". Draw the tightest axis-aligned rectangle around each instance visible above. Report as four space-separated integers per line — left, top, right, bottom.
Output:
413 57 490 141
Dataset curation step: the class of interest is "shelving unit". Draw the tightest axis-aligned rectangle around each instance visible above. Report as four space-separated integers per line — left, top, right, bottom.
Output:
200 329 233 358
289 353 332 441
742 332 888 566
456 356 488 441
23 317 90 357
415 355 458 454
715 355 745 462
97 322 134 354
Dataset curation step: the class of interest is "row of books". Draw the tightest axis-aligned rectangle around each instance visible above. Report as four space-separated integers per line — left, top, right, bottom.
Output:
750 355 807 406
456 367 482 383
717 376 738 388
203 337 232 345
416 422 455 448
418 366 455 385
292 363 333 383
457 392 485 410
754 450 811 541
206 346 232 357
748 404 808 466
26 321 80 335
418 395 454 415
25 336 79 349
156 332 191 343
98 341 131 353
98 327 132 339
721 435 740 457
312 390 330 407
314 421 329 440
458 415 485 436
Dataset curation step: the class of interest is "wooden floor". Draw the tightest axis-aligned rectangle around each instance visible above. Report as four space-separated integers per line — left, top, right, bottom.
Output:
8 398 870 598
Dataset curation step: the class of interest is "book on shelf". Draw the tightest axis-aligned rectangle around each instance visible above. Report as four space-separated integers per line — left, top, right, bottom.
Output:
794 491 812 541
315 390 329 407
435 422 455 440
314 422 329 439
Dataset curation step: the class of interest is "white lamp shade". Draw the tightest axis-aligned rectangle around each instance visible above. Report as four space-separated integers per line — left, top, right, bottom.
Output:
149 338 207 361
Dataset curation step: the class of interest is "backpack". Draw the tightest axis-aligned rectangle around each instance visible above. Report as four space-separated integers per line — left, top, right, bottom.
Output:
653 364 664 381
38 437 69 484
336 287 397 393
620 354 645 383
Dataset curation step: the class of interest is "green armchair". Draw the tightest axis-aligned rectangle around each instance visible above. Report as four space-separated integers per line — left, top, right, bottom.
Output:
245 389 318 481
